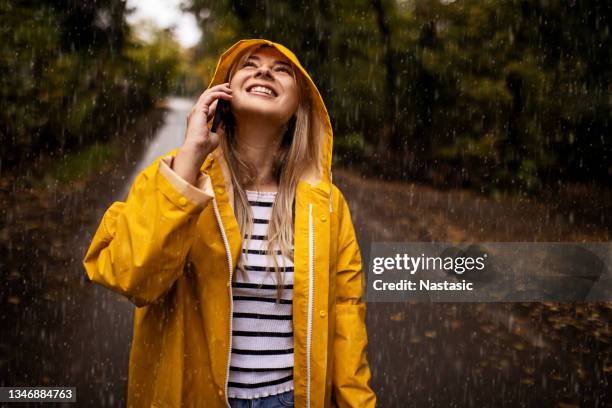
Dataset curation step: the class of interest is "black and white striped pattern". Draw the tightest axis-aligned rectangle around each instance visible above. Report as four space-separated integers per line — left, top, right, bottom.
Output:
227 190 294 399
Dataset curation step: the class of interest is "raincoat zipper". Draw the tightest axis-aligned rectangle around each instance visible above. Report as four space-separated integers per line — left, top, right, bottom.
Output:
306 203 314 407
212 198 234 408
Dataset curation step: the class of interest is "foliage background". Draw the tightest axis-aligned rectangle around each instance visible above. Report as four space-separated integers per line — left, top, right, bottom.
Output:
1 0 609 195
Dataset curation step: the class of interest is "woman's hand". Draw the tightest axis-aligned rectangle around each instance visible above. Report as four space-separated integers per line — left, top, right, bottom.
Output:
172 83 233 185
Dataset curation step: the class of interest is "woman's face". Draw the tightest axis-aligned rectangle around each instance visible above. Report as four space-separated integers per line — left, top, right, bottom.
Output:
229 47 299 125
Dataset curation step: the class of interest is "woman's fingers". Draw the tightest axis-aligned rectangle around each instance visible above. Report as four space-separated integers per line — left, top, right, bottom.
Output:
183 83 232 147
197 90 232 112
189 91 231 122
195 83 229 102
191 83 232 122
195 83 232 106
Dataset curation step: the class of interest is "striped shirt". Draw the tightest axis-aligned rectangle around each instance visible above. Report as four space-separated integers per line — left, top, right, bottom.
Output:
227 190 295 399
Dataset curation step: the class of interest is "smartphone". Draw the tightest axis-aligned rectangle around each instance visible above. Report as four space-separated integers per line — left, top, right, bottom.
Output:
211 98 230 133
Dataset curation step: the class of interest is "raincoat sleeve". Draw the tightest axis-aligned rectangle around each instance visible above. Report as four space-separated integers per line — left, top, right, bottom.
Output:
332 191 377 408
83 154 214 307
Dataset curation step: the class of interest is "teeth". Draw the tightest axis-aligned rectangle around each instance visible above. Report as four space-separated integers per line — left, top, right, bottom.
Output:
249 86 274 96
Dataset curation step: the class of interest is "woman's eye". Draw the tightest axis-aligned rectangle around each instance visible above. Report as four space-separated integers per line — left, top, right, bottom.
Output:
276 67 290 73
243 61 257 68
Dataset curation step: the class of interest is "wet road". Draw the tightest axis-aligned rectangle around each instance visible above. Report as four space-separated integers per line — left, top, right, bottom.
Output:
1 97 611 407
334 170 612 407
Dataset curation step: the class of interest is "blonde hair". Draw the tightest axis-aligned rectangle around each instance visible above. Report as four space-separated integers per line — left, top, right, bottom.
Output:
220 44 317 302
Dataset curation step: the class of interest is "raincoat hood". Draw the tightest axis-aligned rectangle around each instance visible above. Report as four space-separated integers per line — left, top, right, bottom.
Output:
205 38 334 190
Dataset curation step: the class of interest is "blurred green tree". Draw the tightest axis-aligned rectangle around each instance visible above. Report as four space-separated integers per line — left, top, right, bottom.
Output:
0 0 181 170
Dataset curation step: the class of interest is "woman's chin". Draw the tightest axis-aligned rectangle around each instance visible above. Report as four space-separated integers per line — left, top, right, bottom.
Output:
234 103 286 122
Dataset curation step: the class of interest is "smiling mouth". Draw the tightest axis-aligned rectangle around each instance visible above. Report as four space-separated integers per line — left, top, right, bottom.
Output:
246 85 277 98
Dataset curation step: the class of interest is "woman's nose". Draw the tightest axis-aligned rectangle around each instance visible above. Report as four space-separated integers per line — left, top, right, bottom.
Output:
254 66 273 78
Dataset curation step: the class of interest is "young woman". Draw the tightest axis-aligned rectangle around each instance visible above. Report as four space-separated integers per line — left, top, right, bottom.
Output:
84 39 376 408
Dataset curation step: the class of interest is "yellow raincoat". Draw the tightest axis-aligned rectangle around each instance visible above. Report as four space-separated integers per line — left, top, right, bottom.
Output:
83 39 376 408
